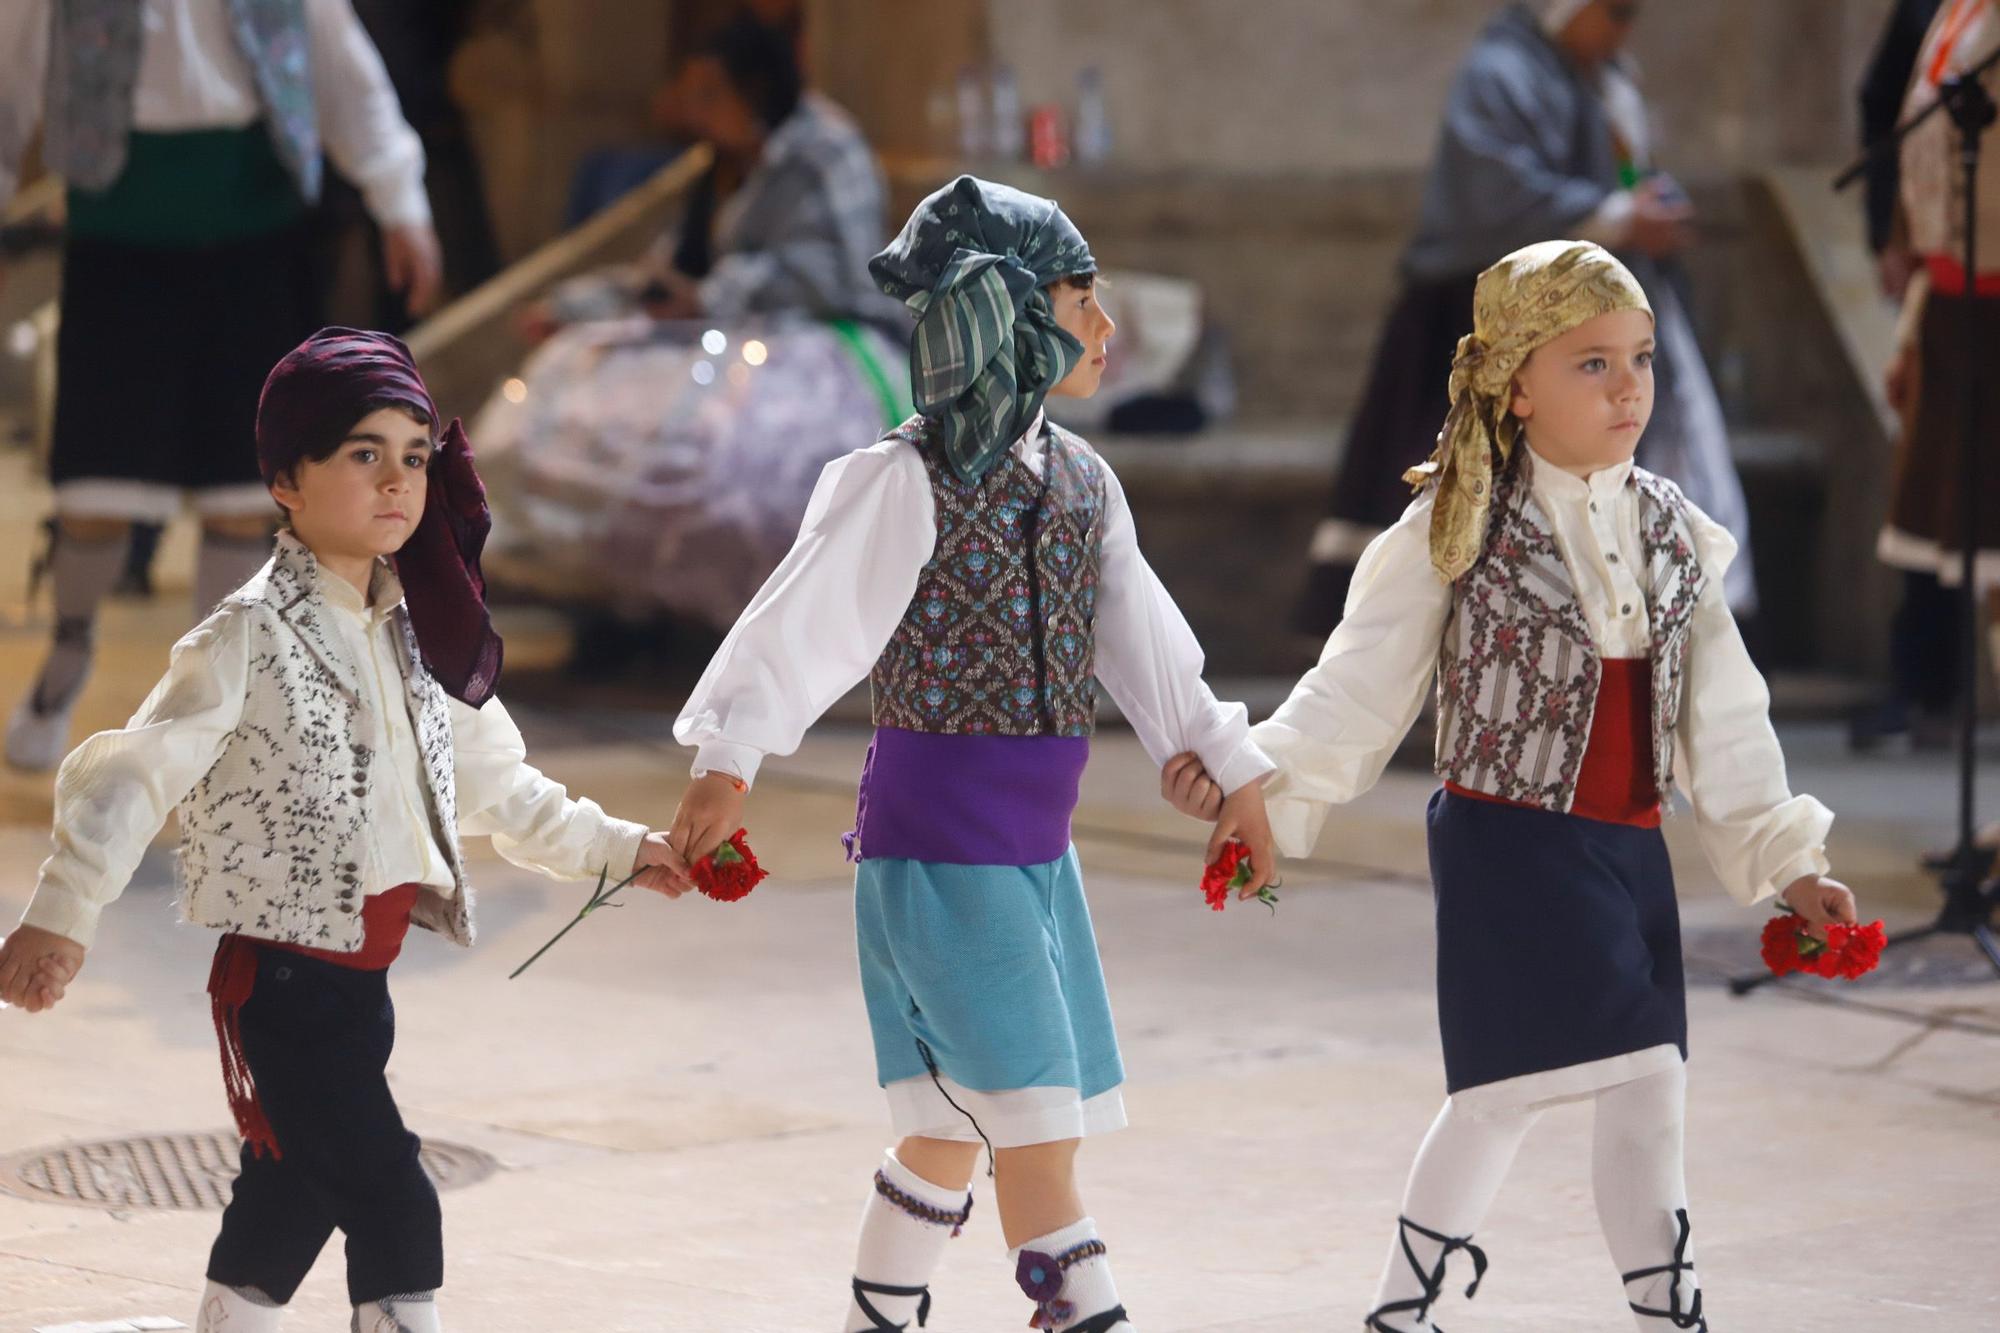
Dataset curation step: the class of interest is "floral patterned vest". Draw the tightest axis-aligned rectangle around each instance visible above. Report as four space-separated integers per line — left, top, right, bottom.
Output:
870 416 1105 736
1434 451 1707 812
45 0 321 200
175 534 470 952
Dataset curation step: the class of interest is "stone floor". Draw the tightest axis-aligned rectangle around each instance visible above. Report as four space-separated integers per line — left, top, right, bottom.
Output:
0 495 1997 1331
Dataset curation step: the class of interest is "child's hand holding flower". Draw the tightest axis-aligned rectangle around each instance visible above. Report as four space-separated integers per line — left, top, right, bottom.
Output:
1779 873 1859 942
668 771 750 868
1210 779 1279 903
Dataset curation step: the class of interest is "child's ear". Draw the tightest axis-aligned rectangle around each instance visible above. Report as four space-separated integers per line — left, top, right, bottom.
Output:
268 475 302 516
1508 376 1533 422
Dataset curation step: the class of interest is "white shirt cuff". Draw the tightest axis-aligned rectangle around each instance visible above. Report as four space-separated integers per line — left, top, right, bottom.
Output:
594 818 651 882
692 741 765 790
1211 738 1277 798
1762 848 1831 907
19 886 101 951
361 171 433 232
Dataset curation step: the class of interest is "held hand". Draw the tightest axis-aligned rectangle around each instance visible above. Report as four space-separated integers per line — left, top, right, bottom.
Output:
1161 750 1224 821
1209 780 1278 901
668 772 749 870
0 925 87 1013
632 830 693 897
383 223 445 316
1780 874 1859 942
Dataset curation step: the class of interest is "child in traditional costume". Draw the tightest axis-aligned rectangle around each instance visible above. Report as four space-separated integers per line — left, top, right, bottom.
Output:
0 329 681 1333
667 176 1277 1333
1165 241 1857 1331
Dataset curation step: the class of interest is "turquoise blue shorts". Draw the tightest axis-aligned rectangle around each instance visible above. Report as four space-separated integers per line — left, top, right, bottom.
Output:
855 846 1125 1099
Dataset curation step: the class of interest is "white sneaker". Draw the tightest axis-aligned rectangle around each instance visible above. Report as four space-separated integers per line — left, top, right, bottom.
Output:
5 684 77 772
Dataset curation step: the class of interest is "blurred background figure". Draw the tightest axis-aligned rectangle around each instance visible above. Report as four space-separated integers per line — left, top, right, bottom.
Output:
1848 0 1957 753
1873 0 2000 797
476 10 906 666
0 0 443 771
1292 0 1754 640
324 0 504 330
562 0 807 227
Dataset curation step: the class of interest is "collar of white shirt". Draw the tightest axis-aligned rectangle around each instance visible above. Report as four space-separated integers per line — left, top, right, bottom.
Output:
1523 439 1634 507
319 557 407 631
1014 409 1049 476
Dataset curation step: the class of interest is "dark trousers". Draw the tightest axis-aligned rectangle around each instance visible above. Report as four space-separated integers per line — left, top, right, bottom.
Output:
1892 570 1962 715
205 947 442 1305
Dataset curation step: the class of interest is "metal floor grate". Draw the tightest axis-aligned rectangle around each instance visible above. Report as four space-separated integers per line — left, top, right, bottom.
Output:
0 1130 498 1211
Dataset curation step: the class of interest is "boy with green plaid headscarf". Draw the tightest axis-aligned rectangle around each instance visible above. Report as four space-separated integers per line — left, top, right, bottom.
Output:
665 176 1278 1331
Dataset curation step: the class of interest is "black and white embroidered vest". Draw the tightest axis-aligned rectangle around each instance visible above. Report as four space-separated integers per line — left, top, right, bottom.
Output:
870 416 1105 736
175 533 469 951
44 0 322 200
1433 451 1707 812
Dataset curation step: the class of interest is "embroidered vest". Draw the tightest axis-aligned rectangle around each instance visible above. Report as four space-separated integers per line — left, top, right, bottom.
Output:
45 0 321 201
870 417 1105 736
1434 453 1706 813
175 534 470 952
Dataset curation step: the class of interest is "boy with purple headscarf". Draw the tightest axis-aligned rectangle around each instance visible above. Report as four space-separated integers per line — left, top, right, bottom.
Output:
0 328 685 1333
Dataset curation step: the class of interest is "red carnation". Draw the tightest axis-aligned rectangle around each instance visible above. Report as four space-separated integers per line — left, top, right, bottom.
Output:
1759 910 1885 981
1200 839 1278 914
693 829 768 903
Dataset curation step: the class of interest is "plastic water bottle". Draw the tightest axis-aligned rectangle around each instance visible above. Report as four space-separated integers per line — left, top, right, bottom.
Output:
956 65 990 159
1074 66 1111 165
991 65 1024 161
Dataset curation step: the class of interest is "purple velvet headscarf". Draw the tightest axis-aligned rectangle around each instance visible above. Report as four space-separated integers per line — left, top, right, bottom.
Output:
256 327 504 707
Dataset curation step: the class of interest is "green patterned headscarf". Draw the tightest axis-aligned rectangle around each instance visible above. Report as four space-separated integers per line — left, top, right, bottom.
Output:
870 175 1097 483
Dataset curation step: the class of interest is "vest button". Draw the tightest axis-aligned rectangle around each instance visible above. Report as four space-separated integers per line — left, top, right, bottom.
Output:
351 786 367 798
1622 604 1634 616
1606 552 1619 563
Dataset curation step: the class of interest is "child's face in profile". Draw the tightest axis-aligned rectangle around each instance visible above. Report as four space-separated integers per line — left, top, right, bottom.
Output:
1507 308 1655 474
270 407 432 561
1046 277 1116 399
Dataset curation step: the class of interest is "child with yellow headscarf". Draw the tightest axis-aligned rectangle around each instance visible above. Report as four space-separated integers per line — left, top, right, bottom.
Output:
1164 240 1858 1331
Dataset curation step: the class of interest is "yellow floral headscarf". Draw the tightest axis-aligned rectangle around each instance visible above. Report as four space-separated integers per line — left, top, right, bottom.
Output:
1402 239 1653 582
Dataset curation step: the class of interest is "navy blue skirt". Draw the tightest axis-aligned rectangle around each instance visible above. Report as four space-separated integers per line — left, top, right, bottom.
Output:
1427 790 1687 1100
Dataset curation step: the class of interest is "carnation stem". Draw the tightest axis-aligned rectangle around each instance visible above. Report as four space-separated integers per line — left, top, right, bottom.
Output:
509 865 642 980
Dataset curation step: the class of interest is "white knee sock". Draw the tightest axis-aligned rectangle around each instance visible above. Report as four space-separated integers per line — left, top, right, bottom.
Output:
32 529 128 712
352 1291 440 1333
195 530 273 621
1366 1098 1540 1331
1592 1066 1704 1329
1009 1217 1132 1332
195 1280 284 1332
846 1151 973 1332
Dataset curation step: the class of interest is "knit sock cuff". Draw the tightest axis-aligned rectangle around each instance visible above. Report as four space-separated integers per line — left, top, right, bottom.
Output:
875 1151 974 1231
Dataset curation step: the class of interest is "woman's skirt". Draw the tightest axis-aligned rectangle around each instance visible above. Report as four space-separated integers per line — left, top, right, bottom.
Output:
1879 289 2000 589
